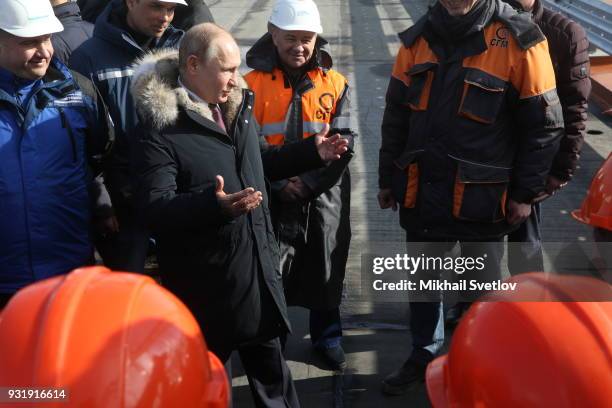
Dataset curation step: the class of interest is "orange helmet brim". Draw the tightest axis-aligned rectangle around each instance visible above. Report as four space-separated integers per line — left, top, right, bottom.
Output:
426 355 451 408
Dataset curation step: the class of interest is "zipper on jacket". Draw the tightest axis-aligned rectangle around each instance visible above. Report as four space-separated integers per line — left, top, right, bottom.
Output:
15 124 35 280
59 107 77 162
233 90 251 170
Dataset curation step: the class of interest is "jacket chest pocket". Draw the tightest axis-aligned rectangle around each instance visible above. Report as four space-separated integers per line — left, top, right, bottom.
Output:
458 70 507 124
391 150 423 208
452 158 511 223
404 63 437 111
57 107 88 163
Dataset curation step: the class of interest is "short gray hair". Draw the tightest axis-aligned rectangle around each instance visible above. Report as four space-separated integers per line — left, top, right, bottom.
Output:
178 23 228 75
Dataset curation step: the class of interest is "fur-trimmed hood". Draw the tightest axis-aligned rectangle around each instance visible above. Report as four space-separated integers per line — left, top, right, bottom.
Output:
131 48 248 131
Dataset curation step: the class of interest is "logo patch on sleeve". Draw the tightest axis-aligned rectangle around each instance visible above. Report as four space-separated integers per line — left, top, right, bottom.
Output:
50 91 85 107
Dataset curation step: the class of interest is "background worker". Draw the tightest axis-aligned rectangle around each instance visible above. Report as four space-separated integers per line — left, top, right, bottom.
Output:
378 0 563 394
0 0 113 309
245 0 356 371
70 0 186 272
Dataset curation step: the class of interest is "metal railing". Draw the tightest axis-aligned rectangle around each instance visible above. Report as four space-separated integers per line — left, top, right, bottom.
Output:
543 0 612 55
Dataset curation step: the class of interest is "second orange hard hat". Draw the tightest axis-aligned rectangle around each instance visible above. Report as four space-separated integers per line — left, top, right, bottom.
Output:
426 273 612 408
572 152 612 231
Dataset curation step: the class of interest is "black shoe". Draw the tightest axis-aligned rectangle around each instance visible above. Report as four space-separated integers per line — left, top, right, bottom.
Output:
382 359 426 396
315 345 347 371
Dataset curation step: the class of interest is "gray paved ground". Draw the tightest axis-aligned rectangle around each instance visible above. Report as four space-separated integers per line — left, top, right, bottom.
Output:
209 1 612 406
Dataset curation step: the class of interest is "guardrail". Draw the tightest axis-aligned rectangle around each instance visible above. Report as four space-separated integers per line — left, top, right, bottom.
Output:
543 0 612 55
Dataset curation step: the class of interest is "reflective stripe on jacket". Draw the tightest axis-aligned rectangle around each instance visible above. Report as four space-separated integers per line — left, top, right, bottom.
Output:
245 67 348 146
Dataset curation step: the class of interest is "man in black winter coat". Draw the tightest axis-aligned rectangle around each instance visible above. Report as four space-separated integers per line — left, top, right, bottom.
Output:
505 0 591 274
131 23 348 408
70 0 186 272
51 0 94 63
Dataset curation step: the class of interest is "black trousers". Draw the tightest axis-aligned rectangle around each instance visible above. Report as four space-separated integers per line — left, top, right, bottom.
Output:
221 337 300 408
404 234 505 363
94 199 149 273
507 202 544 275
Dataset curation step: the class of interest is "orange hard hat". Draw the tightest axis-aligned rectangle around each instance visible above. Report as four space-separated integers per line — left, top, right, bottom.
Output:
426 273 612 408
572 152 612 231
0 266 229 408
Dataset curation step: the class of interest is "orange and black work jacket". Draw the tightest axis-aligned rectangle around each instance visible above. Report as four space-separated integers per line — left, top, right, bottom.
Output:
244 34 354 310
245 34 353 195
379 0 564 240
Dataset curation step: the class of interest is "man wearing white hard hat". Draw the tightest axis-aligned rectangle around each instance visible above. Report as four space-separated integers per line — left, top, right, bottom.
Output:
245 0 355 371
78 0 215 30
0 0 113 308
69 0 186 273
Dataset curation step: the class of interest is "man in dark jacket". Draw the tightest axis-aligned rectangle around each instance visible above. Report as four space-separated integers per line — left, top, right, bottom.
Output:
0 0 113 308
173 0 214 29
378 0 564 395
245 0 355 371
78 0 214 29
51 0 94 63
505 0 591 274
70 0 186 272
131 24 348 407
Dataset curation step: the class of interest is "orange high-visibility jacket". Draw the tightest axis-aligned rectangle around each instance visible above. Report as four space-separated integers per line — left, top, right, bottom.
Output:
245 35 354 195
245 62 349 147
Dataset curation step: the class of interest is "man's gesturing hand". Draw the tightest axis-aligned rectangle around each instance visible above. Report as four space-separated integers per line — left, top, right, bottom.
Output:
215 175 263 218
314 123 349 162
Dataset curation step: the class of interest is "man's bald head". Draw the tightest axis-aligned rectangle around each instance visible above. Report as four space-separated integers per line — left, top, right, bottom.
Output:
179 23 237 74
179 23 241 104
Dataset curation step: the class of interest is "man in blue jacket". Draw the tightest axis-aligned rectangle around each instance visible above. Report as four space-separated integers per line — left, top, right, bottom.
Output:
0 0 113 308
70 0 186 272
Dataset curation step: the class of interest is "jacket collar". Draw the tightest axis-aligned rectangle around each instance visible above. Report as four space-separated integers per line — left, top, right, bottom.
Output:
421 0 494 60
0 58 78 128
246 32 334 73
0 58 74 99
531 0 544 23
131 49 247 133
0 67 38 98
53 1 84 20
400 0 544 52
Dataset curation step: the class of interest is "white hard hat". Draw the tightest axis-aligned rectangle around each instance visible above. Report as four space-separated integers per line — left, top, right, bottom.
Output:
0 0 63 38
269 0 323 34
159 0 189 5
